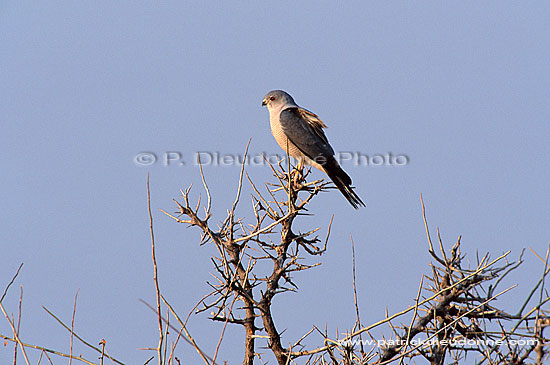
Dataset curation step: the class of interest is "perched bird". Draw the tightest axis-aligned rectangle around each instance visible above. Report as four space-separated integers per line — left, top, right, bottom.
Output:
262 90 365 209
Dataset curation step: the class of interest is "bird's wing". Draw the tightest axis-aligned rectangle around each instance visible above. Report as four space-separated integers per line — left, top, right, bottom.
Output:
297 108 329 144
278 107 335 162
278 106 365 208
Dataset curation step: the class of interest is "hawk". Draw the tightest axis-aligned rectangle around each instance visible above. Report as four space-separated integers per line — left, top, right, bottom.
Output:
262 90 365 209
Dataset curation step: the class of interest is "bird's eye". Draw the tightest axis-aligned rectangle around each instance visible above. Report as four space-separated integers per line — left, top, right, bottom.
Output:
269 96 276 101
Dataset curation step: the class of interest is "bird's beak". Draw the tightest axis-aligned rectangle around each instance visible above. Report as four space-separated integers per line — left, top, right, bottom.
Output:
261 99 267 107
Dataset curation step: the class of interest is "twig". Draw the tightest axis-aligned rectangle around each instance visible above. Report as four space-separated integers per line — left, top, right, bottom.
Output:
147 173 164 365
99 339 106 365
213 295 238 364
350 235 364 357
42 307 125 364
0 272 30 365
70 289 80 365
227 139 251 240
1 263 23 303
0 334 102 365
196 152 212 216
141 298 215 364
14 286 23 365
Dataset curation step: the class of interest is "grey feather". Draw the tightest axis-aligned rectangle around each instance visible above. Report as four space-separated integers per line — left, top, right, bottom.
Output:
279 107 334 162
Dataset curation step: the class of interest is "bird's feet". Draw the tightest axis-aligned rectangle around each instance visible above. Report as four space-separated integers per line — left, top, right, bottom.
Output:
290 165 305 188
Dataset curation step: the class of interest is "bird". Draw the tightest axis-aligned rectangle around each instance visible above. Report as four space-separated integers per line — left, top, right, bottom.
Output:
262 90 365 209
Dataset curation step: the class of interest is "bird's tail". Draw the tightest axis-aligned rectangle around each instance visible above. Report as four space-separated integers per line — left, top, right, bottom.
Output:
323 157 366 209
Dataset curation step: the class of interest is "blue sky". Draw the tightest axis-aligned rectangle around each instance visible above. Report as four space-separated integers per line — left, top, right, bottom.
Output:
1 2 549 363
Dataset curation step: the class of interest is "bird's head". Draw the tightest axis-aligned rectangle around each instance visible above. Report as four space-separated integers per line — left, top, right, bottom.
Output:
262 90 297 110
